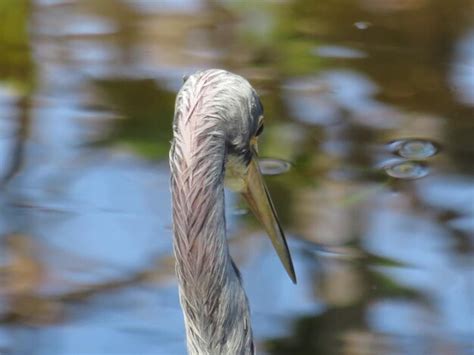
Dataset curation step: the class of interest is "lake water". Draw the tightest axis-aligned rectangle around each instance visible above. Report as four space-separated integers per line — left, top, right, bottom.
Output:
0 0 473 354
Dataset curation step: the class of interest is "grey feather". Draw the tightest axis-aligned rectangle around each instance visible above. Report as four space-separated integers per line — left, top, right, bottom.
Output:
170 69 263 355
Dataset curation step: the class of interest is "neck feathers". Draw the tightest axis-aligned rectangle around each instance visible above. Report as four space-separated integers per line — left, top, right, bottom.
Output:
170 70 254 354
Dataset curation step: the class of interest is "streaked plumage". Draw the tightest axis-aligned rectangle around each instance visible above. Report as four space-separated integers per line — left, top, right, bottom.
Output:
170 69 295 355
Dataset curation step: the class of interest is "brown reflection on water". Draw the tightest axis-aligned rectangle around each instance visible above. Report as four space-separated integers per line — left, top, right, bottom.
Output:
0 0 473 354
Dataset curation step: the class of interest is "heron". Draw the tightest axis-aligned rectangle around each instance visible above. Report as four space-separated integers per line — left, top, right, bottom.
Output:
170 69 296 355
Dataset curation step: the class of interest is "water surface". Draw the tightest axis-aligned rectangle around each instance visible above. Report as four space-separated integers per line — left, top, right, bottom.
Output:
1 0 473 354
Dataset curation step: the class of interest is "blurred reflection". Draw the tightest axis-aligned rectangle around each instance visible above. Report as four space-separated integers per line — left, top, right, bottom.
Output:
0 0 35 185
0 0 473 354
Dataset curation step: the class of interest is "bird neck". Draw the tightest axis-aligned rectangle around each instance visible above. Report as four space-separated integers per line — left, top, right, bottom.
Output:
170 139 254 355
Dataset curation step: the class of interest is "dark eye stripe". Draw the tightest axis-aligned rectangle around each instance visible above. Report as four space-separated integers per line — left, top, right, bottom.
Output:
256 123 264 136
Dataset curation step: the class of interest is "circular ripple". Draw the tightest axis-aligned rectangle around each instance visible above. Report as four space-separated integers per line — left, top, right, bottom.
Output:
232 208 249 216
383 160 430 180
354 21 371 30
388 138 439 159
259 158 292 176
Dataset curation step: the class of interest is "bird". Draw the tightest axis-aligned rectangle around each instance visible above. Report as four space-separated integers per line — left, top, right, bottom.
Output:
169 69 296 355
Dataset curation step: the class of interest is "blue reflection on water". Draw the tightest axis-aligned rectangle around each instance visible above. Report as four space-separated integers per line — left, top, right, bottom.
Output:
1 1 473 354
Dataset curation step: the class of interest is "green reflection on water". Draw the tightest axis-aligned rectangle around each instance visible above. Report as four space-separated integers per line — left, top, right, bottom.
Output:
0 0 35 94
95 78 174 159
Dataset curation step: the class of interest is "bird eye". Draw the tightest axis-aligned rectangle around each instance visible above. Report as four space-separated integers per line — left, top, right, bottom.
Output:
256 123 264 137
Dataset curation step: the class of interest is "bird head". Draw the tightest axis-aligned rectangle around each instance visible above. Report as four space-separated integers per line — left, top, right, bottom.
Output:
180 69 296 283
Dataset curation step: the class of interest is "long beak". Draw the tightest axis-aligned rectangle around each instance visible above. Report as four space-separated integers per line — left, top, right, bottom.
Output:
242 150 297 284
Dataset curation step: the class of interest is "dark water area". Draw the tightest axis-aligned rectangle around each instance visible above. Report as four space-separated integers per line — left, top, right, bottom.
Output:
1 0 473 354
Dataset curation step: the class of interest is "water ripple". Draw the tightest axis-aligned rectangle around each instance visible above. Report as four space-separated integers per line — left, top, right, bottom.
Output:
388 138 439 159
383 159 430 180
354 21 372 30
259 158 292 176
